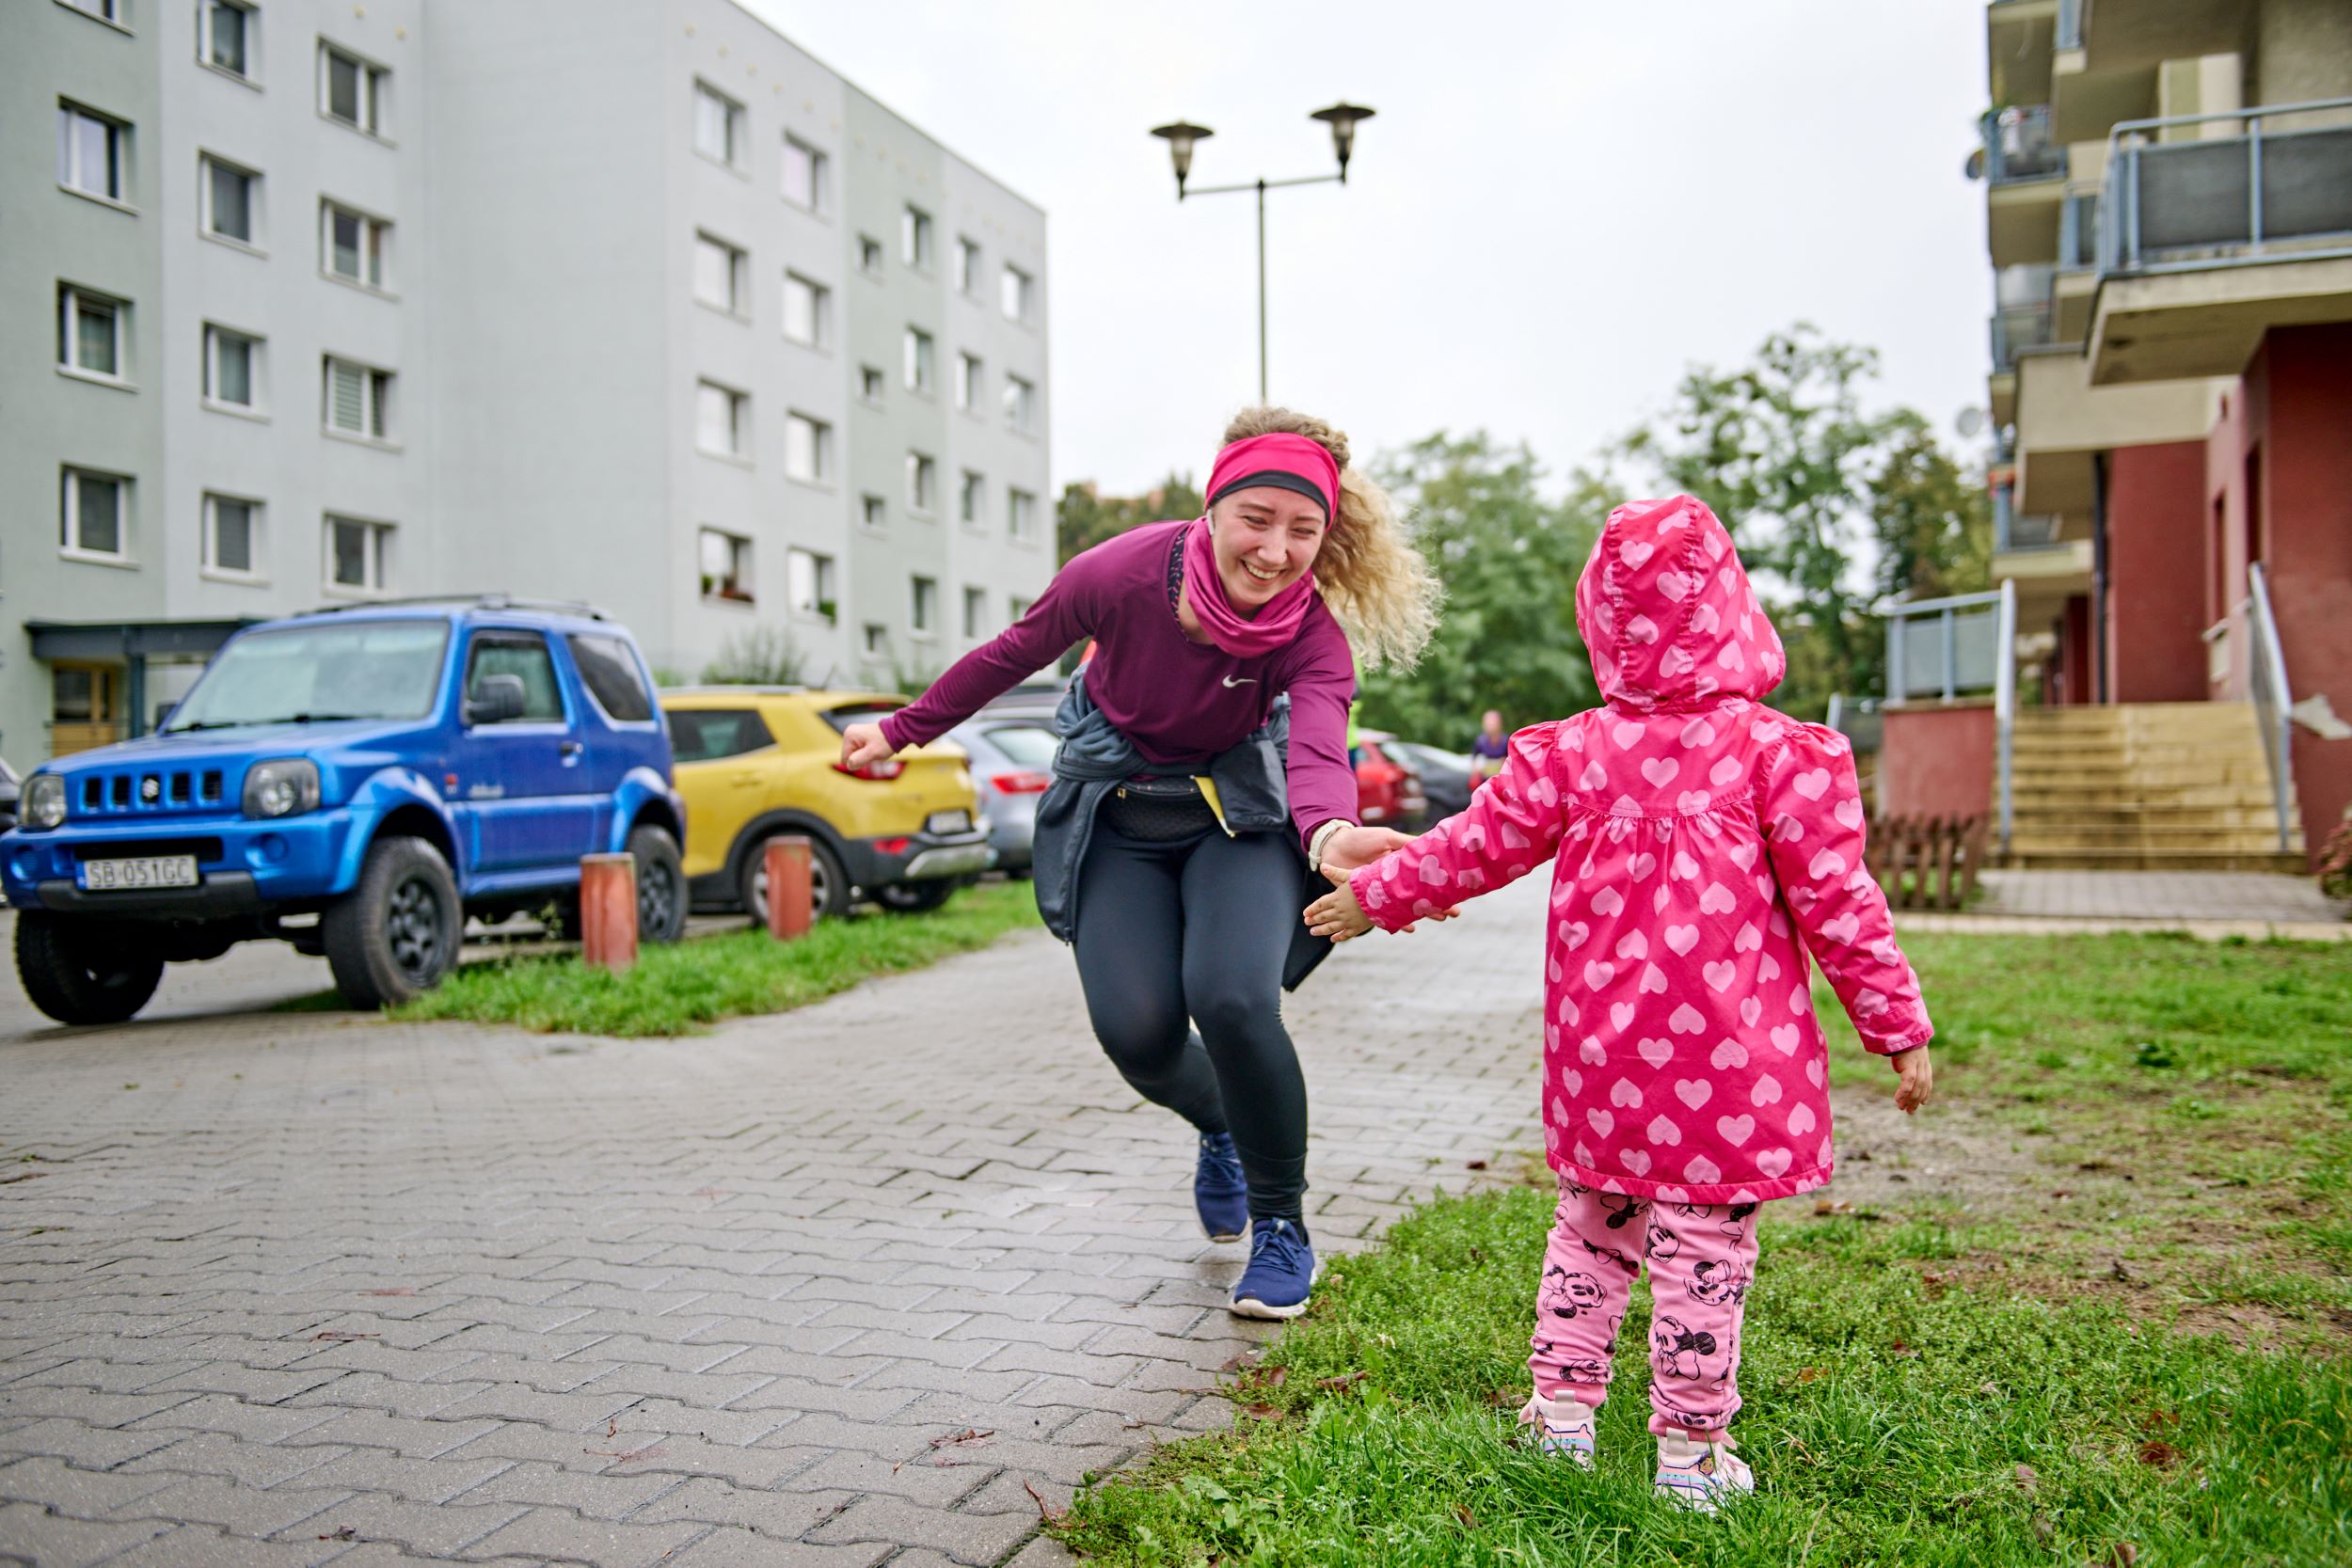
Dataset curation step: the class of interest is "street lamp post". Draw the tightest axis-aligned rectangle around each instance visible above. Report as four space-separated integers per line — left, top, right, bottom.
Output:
1151 103 1374 403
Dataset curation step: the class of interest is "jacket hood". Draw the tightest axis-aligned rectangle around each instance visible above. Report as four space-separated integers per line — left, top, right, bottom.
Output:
1575 495 1785 711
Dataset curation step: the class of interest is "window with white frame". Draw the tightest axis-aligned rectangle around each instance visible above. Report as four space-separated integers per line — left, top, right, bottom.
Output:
1003 373 1036 435
320 42 385 135
955 352 980 413
910 576 938 637
57 103 126 202
202 154 258 245
1009 486 1040 545
863 622 888 657
61 0 122 24
903 327 933 393
787 547 836 623
955 235 980 296
782 272 829 349
203 493 262 578
785 411 831 483
324 356 390 438
203 2 254 78
901 204 931 269
859 364 884 404
695 380 745 457
962 586 986 640
60 467 128 559
781 135 827 212
860 493 886 531
1001 263 1033 323
693 232 745 314
858 234 883 277
959 469 985 529
56 286 126 381
693 81 742 167
203 324 262 409
321 200 387 288
906 451 936 514
325 514 390 593
699 527 751 601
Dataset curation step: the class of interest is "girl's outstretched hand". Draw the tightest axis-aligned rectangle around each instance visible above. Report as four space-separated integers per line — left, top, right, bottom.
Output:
1891 1046 1933 1114
1306 882 1374 942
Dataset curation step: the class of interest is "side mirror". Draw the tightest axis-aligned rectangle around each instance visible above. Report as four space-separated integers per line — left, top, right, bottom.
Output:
467 673 527 725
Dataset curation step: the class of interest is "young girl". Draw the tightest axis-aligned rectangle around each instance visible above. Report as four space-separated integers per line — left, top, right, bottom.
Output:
1307 495 1933 1512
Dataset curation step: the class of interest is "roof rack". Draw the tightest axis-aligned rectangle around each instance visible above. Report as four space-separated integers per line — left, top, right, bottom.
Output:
302 594 610 621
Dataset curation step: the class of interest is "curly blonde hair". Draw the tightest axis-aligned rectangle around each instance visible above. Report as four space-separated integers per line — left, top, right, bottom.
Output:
1218 406 1440 672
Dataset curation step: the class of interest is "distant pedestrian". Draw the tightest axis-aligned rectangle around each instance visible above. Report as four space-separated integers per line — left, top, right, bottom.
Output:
1470 709 1510 783
1307 495 1933 1513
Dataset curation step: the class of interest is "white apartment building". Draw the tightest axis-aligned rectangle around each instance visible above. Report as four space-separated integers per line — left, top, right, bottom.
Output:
2 0 1053 759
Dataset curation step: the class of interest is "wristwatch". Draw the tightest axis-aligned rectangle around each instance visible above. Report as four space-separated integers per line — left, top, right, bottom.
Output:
1308 819 1352 879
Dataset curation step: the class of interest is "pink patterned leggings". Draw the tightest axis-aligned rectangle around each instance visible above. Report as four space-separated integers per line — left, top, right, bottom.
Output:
1528 1176 1763 1438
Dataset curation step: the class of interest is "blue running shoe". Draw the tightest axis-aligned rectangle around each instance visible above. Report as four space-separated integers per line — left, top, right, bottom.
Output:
1230 1217 1318 1320
1195 1132 1248 1243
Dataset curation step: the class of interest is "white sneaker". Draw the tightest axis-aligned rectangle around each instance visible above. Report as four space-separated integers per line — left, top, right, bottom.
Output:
1518 1392 1597 1469
1653 1432 1753 1513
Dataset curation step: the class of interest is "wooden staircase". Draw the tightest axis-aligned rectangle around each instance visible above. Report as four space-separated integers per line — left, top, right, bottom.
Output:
2002 703 2307 871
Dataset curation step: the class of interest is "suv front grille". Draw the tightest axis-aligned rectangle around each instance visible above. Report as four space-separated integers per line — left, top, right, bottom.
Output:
75 768 230 818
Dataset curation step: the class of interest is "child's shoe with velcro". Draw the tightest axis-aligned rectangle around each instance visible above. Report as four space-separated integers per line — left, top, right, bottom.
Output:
1518 1393 1597 1469
1653 1432 1753 1513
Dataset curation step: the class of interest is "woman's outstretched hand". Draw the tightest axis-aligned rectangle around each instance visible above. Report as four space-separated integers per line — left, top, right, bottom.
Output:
1317 825 1415 879
839 721 896 771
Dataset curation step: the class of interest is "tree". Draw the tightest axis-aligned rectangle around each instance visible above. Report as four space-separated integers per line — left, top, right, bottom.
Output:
1353 433 1606 747
1057 472 1203 564
1866 412 1992 604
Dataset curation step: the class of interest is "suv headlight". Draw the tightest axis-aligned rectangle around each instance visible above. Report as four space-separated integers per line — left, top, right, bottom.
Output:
243 759 322 819
22 774 66 831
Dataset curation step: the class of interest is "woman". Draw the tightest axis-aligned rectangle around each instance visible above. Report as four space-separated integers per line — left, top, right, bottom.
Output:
1470 709 1510 783
840 407 1439 1318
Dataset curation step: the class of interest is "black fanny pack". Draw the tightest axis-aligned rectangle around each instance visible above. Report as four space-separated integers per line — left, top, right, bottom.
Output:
1100 776 1220 842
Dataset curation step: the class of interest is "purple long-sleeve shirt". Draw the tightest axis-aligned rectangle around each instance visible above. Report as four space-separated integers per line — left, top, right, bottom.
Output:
878 519 1359 853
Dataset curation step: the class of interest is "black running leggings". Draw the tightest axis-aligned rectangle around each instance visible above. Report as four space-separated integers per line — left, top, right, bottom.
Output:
1071 822 1308 1225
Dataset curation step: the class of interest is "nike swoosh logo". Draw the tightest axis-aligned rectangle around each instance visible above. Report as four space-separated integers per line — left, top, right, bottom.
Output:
1221 674 1257 688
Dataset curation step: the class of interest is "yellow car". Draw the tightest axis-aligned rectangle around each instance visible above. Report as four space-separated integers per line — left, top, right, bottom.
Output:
660 688 995 919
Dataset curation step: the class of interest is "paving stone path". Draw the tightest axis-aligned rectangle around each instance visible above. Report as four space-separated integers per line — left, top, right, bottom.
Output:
0 876 1553 1567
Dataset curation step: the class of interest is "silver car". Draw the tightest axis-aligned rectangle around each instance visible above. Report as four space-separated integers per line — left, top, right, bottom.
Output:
946 717 1058 875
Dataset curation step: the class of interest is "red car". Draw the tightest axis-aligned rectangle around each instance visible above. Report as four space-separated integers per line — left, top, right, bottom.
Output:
1354 732 1427 831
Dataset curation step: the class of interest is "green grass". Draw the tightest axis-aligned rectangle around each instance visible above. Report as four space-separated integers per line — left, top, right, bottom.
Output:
381 880 1040 1037
1062 932 2352 1566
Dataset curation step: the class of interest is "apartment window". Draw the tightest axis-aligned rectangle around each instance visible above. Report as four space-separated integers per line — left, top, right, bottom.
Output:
324 356 390 439
693 232 745 314
322 201 387 288
326 514 390 593
1009 487 1040 545
860 493 886 531
202 154 259 245
57 103 126 202
202 2 254 77
858 234 883 277
57 286 126 381
910 576 938 637
859 364 884 403
956 352 981 413
695 380 745 457
61 0 122 23
959 469 985 528
782 273 830 349
781 135 827 212
203 325 262 409
693 82 743 168
956 236 981 296
962 586 986 640
1009 594 1032 624
901 204 932 270
320 43 385 135
862 622 888 657
906 451 936 514
203 494 261 578
788 548 837 623
700 527 751 601
785 411 831 483
1001 263 1033 324
61 468 128 559
903 327 933 393
1003 373 1035 435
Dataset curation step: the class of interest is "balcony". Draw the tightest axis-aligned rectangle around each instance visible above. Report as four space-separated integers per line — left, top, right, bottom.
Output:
1980 105 2069 269
2090 100 2352 382
1984 105 2066 184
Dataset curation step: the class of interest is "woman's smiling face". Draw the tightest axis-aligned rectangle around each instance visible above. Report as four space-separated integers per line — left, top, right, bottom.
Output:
1209 487 1328 611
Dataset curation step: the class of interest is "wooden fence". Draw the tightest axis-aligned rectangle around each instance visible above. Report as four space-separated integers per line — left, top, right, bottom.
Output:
1864 813 1989 911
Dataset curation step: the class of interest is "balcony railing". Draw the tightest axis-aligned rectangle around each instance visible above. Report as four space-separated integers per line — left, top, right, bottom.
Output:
1984 105 2065 184
2099 99 2352 277
2056 0 2083 51
1883 581 2022 851
1990 301 2056 372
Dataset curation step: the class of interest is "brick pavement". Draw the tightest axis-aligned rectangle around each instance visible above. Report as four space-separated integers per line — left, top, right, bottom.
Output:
1913 868 2352 941
0 875 1553 1567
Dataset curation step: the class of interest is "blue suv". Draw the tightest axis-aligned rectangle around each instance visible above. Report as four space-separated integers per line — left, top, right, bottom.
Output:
3 597 687 1024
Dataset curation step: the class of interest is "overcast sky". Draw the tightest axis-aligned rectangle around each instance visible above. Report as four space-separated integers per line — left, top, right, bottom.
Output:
742 0 1991 499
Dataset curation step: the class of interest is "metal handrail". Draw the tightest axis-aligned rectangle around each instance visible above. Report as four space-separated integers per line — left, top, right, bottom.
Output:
2245 562 2296 852
2100 97 2352 277
1992 581 2018 853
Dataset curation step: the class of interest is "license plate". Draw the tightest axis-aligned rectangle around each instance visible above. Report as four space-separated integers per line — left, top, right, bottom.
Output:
926 809 972 835
78 856 199 892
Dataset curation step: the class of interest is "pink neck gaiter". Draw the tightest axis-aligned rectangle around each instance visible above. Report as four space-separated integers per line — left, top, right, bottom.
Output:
1182 434 1338 658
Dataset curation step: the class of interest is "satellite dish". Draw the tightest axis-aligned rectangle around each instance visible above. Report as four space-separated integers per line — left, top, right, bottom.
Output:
1955 407 1987 439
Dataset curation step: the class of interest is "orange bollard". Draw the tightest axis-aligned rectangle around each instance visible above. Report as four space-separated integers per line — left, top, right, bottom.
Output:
579 852 638 973
765 836 813 941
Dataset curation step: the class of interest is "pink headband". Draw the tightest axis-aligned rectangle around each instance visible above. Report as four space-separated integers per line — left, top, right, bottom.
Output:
1204 433 1341 522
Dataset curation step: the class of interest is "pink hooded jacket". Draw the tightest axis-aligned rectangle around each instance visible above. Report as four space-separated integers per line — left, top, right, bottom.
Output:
1350 496 1931 1204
